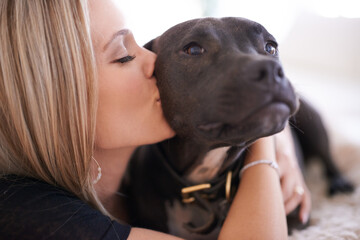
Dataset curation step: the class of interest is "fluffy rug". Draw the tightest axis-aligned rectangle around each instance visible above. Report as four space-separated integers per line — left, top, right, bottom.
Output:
287 79 360 239
290 143 360 240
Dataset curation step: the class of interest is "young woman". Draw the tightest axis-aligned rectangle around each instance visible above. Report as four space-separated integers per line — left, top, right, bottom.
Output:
0 0 310 239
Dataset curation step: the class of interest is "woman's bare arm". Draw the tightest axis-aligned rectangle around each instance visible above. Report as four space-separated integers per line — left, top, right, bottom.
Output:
129 228 184 240
218 136 287 240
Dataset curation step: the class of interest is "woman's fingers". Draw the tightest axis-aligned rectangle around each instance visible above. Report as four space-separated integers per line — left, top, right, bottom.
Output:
299 187 312 224
284 186 303 215
281 172 295 203
274 125 312 223
284 183 311 224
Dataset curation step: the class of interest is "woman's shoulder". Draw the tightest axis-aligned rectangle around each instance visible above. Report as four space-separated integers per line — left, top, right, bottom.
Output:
0 175 131 240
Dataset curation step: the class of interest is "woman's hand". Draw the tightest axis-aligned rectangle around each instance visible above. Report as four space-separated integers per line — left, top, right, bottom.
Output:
275 124 311 224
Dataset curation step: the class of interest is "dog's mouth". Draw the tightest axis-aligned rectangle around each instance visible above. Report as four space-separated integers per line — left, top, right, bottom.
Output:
197 101 291 141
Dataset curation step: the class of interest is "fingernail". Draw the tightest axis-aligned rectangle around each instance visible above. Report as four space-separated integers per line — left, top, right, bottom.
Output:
301 213 309 224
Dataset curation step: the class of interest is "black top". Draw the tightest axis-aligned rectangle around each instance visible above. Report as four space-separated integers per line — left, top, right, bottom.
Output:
0 175 131 240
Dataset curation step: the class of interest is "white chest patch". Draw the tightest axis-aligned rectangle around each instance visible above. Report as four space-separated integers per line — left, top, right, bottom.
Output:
185 146 230 184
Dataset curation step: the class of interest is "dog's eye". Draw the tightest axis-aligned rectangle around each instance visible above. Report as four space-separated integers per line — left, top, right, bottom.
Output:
183 43 205 56
265 42 278 55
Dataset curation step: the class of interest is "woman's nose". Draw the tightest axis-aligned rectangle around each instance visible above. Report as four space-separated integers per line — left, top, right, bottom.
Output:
142 48 156 79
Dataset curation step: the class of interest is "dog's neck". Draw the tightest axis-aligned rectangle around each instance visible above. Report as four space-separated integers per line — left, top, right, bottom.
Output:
160 137 245 184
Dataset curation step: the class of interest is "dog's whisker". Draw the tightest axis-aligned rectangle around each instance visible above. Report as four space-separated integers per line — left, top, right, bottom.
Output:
288 120 304 135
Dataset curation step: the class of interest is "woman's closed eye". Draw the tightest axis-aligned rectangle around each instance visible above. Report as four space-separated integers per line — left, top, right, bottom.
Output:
112 55 136 64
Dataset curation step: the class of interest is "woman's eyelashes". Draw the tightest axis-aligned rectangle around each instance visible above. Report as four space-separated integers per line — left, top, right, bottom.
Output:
112 55 136 64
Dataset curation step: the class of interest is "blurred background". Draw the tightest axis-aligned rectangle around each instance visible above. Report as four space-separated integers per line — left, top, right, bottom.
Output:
120 0 360 147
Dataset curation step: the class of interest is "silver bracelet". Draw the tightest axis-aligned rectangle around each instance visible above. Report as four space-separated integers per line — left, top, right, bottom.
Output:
239 159 279 178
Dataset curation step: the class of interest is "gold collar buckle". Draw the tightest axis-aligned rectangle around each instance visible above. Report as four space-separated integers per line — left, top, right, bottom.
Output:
181 183 211 203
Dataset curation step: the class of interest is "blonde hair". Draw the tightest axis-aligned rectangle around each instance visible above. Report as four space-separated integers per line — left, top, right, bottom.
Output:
0 0 108 215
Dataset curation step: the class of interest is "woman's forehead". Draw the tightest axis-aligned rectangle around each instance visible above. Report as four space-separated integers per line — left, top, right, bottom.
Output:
89 0 126 50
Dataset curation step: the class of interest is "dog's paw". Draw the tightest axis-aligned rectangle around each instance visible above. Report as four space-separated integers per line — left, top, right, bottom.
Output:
287 206 310 235
328 175 355 196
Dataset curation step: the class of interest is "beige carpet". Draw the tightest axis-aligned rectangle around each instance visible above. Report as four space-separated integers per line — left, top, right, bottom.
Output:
290 143 360 240
287 77 360 239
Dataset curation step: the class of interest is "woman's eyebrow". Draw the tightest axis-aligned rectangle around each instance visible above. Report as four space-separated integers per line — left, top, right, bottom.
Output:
103 29 130 51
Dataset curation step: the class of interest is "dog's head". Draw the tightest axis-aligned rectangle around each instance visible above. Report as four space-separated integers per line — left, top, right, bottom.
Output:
145 17 299 147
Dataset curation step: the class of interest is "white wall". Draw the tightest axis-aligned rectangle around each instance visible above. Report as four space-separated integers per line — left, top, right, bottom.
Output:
278 10 360 145
119 0 204 45
280 10 360 84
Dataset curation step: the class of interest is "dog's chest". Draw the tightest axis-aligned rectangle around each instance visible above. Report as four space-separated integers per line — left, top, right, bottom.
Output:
165 199 222 240
185 147 230 184
163 146 245 239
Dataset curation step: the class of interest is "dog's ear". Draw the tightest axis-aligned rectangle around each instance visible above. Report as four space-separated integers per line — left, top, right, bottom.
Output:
143 37 159 53
143 39 154 51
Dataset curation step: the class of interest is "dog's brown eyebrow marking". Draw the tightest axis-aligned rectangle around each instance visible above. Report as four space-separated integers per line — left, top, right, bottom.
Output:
103 29 130 51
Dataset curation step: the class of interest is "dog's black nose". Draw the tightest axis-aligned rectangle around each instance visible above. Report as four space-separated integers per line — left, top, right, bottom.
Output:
250 60 285 85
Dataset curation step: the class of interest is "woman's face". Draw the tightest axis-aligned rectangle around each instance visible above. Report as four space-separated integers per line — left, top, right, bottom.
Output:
89 0 175 149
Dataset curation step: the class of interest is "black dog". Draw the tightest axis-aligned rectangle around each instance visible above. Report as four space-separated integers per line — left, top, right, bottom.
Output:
120 17 354 239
